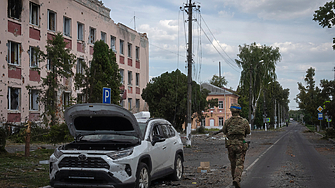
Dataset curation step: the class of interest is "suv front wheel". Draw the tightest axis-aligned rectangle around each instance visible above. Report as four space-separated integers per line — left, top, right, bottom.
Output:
135 162 150 188
171 154 183 181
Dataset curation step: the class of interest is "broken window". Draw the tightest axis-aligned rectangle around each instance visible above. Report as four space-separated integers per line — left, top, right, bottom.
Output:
128 43 132 58
136 46 140 60
8 41 21 65
8 87 20 110
76 58 84 74
101 32 106 43
110 35 116 51
89 27 96 44
63 17 71 37
29 89 39 110
77 22 84 41
136 73 139 86
29 2 39 26
8 0 22 19
120 40 124 55
48 10 56 31
128 71 132 85
29 46 38 68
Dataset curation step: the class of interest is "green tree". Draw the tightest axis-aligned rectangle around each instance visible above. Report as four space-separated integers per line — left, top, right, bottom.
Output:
235 42 281 127
313 1 335 49
295 67 321 125
209 75 228 88
320 79 335 126
75 40 121 104
141 69 217 131
29 33 76 126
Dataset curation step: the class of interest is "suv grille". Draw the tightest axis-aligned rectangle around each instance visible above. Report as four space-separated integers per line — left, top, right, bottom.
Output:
58 157 110 169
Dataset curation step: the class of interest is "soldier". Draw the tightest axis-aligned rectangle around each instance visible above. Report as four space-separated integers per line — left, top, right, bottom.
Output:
214 103 250 188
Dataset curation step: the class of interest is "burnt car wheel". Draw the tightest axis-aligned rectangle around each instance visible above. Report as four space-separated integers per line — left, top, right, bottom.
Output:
136 162 150 188
171 154 183 181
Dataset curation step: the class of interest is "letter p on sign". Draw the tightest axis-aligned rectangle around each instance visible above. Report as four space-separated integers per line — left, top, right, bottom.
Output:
103 87 111 104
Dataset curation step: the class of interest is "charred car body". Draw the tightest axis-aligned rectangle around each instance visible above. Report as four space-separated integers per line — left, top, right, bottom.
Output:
49 103 184 188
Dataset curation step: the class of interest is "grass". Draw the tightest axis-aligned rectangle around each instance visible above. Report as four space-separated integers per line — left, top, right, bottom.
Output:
0 149 54 188
305 124 316 132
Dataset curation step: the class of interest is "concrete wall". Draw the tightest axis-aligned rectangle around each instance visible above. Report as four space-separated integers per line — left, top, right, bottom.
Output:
1 0 149 123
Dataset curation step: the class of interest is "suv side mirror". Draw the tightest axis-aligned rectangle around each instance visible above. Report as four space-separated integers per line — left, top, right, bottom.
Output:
152 135 165 146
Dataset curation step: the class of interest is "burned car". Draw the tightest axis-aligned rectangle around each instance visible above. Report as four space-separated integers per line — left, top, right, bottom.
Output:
49 103 184 188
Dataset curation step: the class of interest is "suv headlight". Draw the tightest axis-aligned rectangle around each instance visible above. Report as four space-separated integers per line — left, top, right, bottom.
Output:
107 148 133 160
54 147 63 159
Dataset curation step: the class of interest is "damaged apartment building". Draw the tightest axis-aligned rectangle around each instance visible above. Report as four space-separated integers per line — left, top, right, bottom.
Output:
1 0 149 123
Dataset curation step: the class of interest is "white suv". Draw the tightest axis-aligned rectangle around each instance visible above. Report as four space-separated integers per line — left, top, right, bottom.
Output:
49 103 184 188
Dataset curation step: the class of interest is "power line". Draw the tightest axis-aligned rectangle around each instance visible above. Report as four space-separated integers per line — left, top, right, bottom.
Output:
149 43 186 58
200 14 237 68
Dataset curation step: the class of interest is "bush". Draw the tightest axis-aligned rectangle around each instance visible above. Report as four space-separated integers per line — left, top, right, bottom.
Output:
0 127 7 153
324 128 335 139
8 122 73 144
44 123 73 144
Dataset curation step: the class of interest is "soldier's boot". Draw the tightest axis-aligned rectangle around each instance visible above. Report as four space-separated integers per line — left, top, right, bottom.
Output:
231 168 235 180
233 179 241 188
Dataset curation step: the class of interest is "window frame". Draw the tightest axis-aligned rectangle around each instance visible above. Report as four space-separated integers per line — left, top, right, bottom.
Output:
128 43 132 58
136 73 140 86
120 40 124 55
136 99 140 112
77 22 84 41
136 46 140 60
110 35 116 51
89 27 96 44
8 41 21 66
29 89 39 111
218 101 224 109
63 16 71 37
29 46 38 68
128 71 132 85
29 2 39 26
219 117 224 126
76 58 84 74
128 98 132 110
8 0 22 19
8 87 21 111
47 10 56 31
120 69 124 84
63 92 71 109
101 31 106 43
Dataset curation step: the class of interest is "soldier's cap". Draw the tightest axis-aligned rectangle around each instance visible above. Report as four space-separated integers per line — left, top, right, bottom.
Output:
230 103 241 112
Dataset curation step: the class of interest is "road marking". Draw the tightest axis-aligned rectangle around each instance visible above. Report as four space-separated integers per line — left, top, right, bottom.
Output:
225 131 290 188
245 131 290 172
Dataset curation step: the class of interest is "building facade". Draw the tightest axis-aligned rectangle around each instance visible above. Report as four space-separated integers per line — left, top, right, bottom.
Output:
191 83 239 130
1 0 149 123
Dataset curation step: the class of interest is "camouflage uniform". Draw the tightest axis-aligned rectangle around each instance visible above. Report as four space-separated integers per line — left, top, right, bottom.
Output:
218 104 250 188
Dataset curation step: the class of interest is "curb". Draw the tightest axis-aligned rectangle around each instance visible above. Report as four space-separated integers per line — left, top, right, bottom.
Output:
313 132 335 144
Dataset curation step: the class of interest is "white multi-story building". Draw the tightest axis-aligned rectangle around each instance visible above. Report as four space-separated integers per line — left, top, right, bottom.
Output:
1 0 149 123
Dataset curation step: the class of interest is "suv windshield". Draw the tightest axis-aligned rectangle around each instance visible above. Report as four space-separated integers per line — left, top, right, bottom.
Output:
138 122 147 138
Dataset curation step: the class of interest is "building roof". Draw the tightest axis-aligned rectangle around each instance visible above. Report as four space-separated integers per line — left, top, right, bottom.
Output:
201 83 239 96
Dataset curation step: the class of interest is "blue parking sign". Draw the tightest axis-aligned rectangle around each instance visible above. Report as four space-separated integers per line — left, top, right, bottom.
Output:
103 87 111 104
318 113 323 120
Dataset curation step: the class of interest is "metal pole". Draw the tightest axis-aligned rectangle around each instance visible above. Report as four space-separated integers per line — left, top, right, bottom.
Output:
186 0 193 146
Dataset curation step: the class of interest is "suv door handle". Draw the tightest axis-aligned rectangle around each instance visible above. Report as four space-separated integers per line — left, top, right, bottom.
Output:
162 146 167 150
174 141 177 145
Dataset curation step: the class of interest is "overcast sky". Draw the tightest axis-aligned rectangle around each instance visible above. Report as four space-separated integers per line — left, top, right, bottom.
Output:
102 0 335 110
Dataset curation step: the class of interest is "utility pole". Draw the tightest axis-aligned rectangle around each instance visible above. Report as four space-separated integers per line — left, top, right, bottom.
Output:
182 0 199 146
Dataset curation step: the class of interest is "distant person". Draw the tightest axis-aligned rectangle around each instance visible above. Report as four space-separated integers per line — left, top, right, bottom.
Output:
213 103 250 188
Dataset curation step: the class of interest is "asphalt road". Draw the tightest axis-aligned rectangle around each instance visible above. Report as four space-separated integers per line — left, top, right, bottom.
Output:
242 121 335 188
